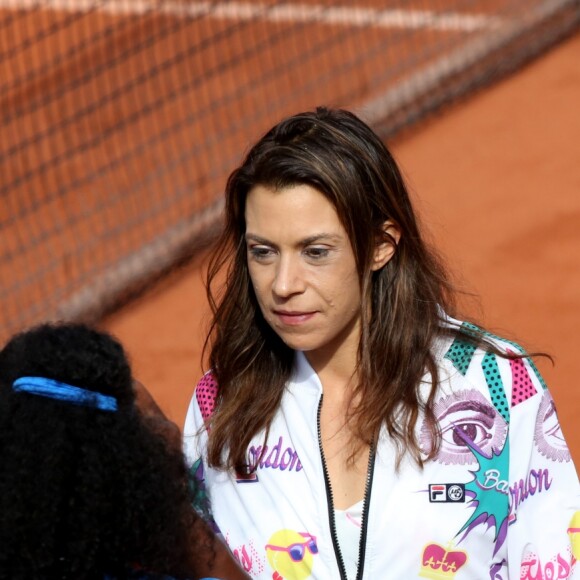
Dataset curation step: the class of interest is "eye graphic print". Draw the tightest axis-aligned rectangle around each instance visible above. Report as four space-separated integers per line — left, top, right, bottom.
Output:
534 391 570 463
421 389 508 465
441 413 492 449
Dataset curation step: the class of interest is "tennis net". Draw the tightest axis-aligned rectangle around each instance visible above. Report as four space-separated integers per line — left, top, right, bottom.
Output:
1 0 578 345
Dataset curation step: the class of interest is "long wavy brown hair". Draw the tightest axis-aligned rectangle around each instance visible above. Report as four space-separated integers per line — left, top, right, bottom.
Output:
203 106 510 473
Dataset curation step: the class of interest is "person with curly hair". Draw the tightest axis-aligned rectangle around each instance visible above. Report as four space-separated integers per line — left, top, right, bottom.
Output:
184 107 579 579
0 322 249 580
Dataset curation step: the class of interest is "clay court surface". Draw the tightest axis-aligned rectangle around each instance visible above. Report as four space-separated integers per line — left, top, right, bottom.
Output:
101 32 580 463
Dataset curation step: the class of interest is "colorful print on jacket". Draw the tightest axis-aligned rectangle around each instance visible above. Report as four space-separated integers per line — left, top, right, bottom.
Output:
183 320 580 579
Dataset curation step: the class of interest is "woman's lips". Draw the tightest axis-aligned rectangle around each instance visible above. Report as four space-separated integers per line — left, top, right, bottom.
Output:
273 310 316 326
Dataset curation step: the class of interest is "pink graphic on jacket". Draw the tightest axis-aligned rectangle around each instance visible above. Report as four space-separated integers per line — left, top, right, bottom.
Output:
419 541 468 579
196 372 218 426
520 546 575 579
265 530 318 579
534 391 571 462
226 533 266 575
508 353 537 407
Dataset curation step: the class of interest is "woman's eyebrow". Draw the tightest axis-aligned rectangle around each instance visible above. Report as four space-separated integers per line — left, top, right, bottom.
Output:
244 233 272 245
244 233 342 245
300 233 342 245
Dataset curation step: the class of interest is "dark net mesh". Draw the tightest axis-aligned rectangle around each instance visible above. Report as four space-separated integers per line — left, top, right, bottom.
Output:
1 0 578 344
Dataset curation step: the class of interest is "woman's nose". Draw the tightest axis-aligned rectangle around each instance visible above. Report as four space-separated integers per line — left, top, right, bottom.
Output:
272 255 306 297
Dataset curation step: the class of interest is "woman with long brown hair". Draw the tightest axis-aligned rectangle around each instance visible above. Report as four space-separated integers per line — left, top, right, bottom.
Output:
184 107 579 579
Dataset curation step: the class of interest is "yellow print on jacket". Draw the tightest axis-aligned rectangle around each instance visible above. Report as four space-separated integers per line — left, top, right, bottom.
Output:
569 511 580 560
265 529 318 579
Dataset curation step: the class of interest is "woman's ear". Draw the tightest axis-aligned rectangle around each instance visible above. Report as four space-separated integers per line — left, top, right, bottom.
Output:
371 220 401 271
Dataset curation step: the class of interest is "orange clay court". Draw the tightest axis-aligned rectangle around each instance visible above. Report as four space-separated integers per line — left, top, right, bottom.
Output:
102 33 580 464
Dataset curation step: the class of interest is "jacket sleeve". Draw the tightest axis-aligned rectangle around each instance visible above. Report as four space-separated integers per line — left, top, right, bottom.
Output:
183 372 218 522
183 371 218 461
505 356 579 579
182 375 252 580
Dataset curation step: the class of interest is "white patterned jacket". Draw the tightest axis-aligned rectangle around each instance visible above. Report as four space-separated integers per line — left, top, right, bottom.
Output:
184 321 580 580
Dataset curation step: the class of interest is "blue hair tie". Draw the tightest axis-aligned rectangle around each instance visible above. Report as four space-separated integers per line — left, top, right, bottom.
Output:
12 377 118 412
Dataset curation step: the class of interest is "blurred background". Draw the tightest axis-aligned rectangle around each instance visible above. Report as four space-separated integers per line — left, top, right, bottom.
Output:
1 0 579 458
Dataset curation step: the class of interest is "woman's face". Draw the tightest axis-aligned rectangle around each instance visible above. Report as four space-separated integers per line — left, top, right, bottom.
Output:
245 184 362 369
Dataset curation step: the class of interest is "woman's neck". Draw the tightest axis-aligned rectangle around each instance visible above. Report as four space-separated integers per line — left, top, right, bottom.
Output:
304 337 359 395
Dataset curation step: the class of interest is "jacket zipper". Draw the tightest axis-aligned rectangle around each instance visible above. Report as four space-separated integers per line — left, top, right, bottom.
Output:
355 439 375 580
317 394 376 580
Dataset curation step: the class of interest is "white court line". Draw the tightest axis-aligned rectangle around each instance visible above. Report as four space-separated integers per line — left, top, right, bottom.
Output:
0 0 503 31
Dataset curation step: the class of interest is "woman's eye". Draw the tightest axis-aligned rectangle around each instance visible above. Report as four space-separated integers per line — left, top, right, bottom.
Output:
304 247 329 259
248 246 274 260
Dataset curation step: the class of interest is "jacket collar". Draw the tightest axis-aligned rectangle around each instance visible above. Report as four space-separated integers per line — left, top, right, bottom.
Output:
289 351 323 394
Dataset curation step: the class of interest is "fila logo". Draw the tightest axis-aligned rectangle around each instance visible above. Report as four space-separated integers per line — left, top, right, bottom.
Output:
429 483 465 503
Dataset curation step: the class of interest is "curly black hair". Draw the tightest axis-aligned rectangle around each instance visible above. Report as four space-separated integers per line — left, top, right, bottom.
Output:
0 322 208 580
